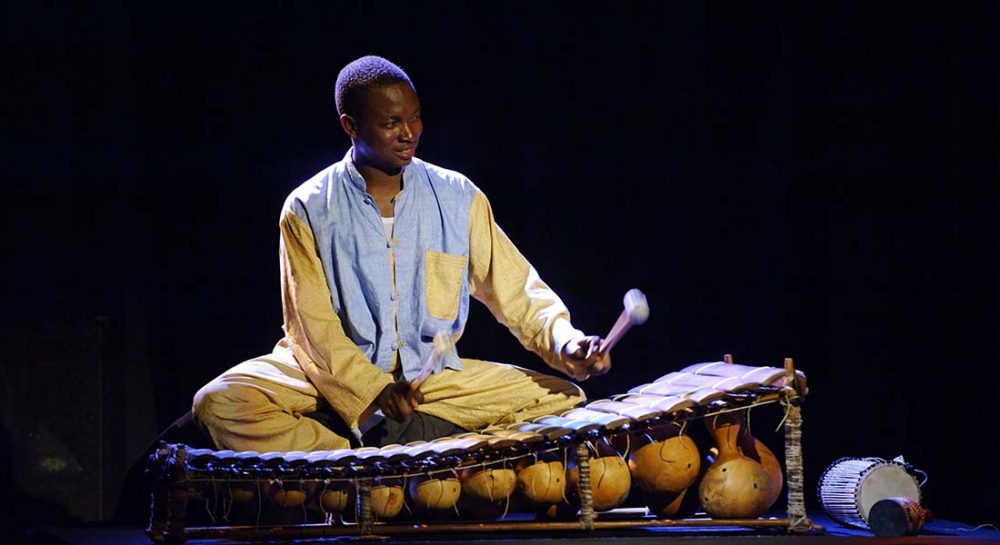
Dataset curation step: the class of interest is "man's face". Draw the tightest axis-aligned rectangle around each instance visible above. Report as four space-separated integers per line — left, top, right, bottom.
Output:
347 82 423 174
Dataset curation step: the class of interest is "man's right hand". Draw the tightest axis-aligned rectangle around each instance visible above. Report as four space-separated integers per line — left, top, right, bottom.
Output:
376 381 424 422
562 334 612 381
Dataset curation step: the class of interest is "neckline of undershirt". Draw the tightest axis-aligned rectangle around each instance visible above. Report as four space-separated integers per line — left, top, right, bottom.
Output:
381 216 394 239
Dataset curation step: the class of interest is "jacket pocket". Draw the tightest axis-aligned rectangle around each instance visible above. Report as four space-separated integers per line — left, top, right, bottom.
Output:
424 250 468 320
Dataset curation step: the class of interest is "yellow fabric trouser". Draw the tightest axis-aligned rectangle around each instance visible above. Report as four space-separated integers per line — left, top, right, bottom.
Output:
192 344 585 452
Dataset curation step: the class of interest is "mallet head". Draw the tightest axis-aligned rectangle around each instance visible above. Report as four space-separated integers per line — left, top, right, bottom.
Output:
624 289 649 325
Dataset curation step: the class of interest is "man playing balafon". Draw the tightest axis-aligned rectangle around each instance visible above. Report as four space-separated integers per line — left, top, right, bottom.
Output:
193 55 611 451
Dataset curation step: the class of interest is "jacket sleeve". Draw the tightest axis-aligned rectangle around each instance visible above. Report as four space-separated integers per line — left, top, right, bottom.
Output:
279 207 394 428
467 190 585 377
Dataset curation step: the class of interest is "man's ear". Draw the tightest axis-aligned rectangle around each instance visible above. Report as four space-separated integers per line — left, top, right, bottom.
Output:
339 114 359 138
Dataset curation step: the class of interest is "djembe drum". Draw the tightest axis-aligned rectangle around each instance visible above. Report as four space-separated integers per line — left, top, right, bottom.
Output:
817 456 924 530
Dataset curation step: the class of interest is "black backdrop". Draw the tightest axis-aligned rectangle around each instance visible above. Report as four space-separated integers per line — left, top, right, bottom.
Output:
4 1 998 527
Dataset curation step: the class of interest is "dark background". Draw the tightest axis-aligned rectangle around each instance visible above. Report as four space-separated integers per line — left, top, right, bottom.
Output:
3 0 997 530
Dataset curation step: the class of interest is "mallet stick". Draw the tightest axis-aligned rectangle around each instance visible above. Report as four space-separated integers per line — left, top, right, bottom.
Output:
600 289 649 353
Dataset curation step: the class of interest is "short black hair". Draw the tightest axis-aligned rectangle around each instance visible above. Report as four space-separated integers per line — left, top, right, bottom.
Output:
335 55 415 118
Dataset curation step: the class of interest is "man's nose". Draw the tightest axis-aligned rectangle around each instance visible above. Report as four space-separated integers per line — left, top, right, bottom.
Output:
399 122 415 141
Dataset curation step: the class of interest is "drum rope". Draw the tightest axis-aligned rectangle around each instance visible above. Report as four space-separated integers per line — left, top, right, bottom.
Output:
575 442 596 530
205 478 217 523
488 467 496 503
452 468 462 517
203 494 214 523
562 447 571 505
223 480 233 521
319 479 330 520
255 480 263 528
774 399 792 433
167 446 189 538
587 440 610 492
357 478 373 535
300 479 308 522
782 397 812 532
696 397 780 421
957 524 999 532
500 456 513 519
330 448 545 483
402 475 413 516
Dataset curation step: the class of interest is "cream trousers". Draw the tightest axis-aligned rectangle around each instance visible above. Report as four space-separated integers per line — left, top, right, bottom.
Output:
192 343 585 452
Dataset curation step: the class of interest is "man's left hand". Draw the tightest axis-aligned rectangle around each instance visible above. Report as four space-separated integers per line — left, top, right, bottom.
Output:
562 335 611 381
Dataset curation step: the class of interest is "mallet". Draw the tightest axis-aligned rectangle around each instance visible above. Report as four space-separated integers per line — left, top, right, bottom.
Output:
411 330 456 389
600 289 649 353
360 331 455 433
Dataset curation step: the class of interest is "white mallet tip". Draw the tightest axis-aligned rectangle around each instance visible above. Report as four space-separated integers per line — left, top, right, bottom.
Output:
624 289 650 325
432 330 456 355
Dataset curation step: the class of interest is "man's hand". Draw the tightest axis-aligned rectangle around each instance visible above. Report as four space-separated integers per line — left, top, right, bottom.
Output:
562 335 612 381
376 381 425 422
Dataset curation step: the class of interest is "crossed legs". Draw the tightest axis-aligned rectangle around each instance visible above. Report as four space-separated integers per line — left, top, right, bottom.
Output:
193 346 585 452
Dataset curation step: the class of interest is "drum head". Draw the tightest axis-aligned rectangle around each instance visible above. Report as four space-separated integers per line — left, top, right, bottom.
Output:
857 464 920 522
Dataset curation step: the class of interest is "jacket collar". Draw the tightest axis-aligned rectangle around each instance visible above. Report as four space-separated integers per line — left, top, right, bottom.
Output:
342 147 421 198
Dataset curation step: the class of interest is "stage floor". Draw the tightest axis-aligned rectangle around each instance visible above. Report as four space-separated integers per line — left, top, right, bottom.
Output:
22 513 1000 545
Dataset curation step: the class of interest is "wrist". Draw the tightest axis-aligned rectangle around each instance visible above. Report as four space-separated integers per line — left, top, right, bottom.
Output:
552 319 585 361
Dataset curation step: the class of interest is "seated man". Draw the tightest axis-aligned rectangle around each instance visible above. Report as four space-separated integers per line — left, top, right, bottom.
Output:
192 55 610 452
